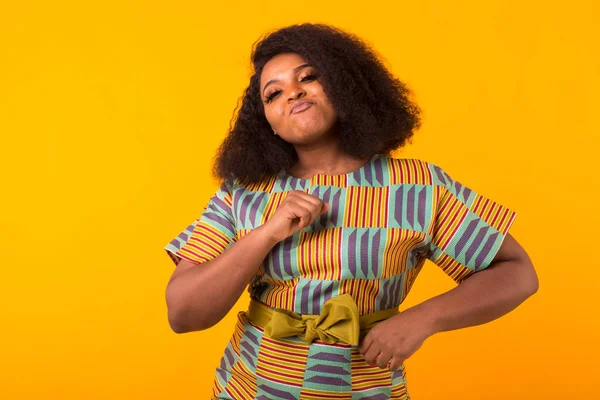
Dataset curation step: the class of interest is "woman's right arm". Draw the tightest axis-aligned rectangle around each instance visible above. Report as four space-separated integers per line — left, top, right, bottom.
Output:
165 190 329 334
165 224 279 333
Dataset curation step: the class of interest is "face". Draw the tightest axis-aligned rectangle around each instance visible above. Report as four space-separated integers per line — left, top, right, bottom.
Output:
260 53 338 145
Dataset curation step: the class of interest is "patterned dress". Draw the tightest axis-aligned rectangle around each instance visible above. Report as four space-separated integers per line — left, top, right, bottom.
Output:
165 154 517 399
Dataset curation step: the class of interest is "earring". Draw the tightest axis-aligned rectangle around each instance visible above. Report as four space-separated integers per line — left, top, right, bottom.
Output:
273 130 278 135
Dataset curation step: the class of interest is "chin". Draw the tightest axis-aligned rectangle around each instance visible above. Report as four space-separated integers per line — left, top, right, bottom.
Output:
288 129 335 145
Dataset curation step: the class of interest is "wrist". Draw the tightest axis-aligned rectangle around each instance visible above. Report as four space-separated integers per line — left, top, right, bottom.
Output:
409 301 441 338
252 224 282 247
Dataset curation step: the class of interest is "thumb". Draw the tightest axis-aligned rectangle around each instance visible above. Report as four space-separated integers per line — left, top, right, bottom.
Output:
321 202 330 214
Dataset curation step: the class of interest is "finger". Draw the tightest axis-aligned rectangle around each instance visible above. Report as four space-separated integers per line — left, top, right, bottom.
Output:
389 357 404 372
283 190 316 206
288 204 313 229
295 190 325 208
358 334 373 354
297 208 313 229
363 345 381 366
376 352 392 369
294 192 329 217
293 198 324 227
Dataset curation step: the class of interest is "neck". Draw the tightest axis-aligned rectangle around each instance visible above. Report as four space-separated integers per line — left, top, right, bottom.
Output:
289 144 373 179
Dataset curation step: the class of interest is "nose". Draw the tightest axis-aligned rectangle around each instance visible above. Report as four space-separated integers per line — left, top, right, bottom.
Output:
287 85 306 102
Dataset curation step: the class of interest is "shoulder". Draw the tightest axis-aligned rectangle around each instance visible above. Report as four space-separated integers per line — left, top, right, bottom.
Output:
385 156 430 169
381 156 448 187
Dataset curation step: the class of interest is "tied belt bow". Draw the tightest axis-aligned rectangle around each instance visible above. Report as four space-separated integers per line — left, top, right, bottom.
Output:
244 293 399 346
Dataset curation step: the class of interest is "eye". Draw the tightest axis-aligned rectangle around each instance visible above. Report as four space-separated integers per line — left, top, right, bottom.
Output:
264 74 318 104
266 90 281 102
301 74 317 82
265 90 281 103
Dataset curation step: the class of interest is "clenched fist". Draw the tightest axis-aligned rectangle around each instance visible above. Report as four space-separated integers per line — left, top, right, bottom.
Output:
261 190 330 243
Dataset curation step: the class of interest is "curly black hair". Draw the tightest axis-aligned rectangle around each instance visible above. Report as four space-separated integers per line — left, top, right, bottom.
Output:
213 23 422 184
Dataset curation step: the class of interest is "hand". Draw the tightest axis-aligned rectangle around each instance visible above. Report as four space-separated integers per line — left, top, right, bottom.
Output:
261 190 330 243
358 307 435 371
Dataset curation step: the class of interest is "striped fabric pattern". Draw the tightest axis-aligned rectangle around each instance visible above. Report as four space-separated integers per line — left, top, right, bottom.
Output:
165 155 517 399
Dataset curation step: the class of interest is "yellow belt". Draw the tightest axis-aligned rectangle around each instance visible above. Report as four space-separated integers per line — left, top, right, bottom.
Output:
243 293 399 347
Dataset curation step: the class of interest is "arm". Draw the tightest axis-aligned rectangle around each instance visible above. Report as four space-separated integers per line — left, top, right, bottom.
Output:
412 232 539 336
360 232 538 370
165 190 329 334
165 225 278 334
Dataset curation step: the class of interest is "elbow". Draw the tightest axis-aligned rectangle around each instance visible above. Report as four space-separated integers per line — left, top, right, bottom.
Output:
520 259 539 298
529 269 539 295
167 307 213 334
165 288 210 334
168 317 188 334
165 282 221 333
166 300 190 334
166 285 186 333
168 313 196 334
166 305 189 333
527 274 539 297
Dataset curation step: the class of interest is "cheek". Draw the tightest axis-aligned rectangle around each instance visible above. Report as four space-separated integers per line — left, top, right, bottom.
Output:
263 107 275 126
320 99 337 123
264 105 285 127
310 86 336 118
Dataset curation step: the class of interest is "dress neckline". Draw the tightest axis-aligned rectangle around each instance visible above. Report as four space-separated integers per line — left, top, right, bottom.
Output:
279 153 381 183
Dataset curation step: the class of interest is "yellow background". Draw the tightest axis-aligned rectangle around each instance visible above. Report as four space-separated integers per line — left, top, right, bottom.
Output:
1 0 598 398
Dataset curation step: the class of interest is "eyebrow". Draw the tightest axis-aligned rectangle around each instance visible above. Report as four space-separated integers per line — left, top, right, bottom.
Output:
262 63 312 96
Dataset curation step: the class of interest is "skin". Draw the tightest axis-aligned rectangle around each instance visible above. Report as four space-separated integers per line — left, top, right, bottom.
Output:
164 53 357 333
260 52 539 370
260 52 371 178
358 232 538 370
166 52 539 374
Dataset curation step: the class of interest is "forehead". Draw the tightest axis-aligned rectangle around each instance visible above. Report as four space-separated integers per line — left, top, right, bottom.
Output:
260 53 309 84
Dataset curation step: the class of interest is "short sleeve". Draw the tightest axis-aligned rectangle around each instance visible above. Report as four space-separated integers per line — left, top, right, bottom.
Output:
164 181 237 266
426 163 518 283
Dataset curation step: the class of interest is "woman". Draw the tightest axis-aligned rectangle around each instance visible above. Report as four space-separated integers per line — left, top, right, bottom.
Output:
164 23 538 399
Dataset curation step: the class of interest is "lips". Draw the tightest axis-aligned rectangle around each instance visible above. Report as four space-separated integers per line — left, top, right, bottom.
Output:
290 100 314 115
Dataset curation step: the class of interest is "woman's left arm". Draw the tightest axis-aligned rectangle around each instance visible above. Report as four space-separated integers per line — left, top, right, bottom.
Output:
416 232 539 335
360 233 539 369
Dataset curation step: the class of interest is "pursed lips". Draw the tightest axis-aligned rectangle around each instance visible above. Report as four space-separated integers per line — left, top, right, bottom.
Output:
290 100 313 115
